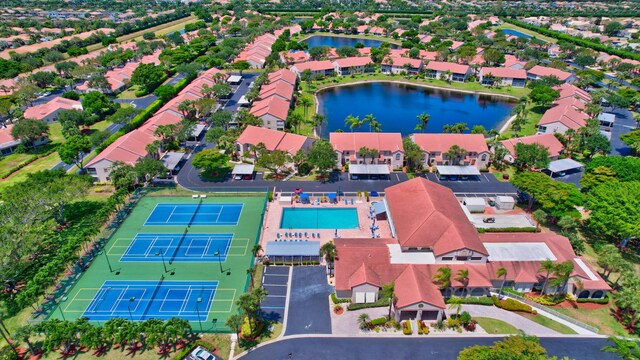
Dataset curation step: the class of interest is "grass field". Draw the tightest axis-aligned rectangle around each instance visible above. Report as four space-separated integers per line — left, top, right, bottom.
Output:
555 305 636 337
475 317 520 334
48 193 267 332
517 313 578 334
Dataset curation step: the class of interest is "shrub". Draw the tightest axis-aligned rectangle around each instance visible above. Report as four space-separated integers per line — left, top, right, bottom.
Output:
445 296 494 306
459 311 472 325
347 297 388 311
402 321 412 335
526 294 570 306
446 318 461 329
61 91 80 100
464 320 477 332
331 293 351 304
502 288 525 297
241 316 264 339
370 317 387 327
492 296 537 314
577 297 609 304
417 320 429 335
298 162 313 176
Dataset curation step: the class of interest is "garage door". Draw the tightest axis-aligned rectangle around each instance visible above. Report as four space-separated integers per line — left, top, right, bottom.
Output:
355 292 365 303
365 292 376 303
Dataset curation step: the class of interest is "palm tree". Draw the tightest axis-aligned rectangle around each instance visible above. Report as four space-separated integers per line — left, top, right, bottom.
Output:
433 267 452 297
320 241 337 275
287 112 304 133
447 296 463 315
602 336 640 360
358 146 371 164
344 114 362 131
252 244 263 258
538 259 555 294
381 282 396 320
415 112 430 132
301 69 313 91
550 261 574 295
445 145 466 165
225 314 243 338
247 268 255 289
366 114 382 132
496 267 508 297
13 325 36 356
357 313 370 330
312 113 327 128
299 96 313 120
455 269 470 297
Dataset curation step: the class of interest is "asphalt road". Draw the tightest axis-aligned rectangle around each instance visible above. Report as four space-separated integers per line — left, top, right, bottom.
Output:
604 106 636 156
238 337 619 360
284 267 333 336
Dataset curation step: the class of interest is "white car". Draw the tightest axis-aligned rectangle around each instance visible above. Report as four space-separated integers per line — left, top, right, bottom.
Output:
190 346 219 360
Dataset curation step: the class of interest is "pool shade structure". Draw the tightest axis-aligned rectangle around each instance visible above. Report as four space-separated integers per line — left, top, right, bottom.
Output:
598 113 615 127
435 165 481 180
328 193 337 204
546 158 584 177
373 201 387 220
299 193 310 204
265 240 321 264
349 164 390 180
226 75 242 84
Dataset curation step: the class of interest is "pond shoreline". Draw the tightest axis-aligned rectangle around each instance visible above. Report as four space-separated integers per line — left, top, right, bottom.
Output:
312 79 519 136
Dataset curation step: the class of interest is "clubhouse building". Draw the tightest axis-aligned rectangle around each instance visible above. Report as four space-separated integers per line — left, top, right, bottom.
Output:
334 178 610 322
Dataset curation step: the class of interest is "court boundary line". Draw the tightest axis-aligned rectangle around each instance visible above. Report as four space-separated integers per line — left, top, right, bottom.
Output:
144 203 245 226
118 233 236 262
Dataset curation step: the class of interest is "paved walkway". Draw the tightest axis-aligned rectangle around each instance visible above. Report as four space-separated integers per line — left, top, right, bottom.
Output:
460 305 558 336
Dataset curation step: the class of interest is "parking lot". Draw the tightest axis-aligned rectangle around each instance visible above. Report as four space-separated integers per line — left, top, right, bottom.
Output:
422 172 517 196
284 266 333 336
260 266 290 322
469 214 535 229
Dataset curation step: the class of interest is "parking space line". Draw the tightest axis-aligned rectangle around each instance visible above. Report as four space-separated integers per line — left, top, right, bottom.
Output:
263 284 287 287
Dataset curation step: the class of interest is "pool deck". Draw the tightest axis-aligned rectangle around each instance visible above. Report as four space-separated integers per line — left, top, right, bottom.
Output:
261 193 393 249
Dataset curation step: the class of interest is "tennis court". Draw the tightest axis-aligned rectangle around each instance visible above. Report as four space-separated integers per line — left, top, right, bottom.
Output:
145 203 243 226
120 233 233 262
81 280 217 321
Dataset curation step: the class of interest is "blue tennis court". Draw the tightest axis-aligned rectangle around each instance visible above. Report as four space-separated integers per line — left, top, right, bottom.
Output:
121 233 232 262
82 280 217 321
145 203 243 226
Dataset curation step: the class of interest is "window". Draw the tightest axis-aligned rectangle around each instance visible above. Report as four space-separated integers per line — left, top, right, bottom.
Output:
538 126 547 133
470 257 483 261
456 256 469 261
441 257 453 261
87 168 97 175
481 154 487 161
395 153 400 160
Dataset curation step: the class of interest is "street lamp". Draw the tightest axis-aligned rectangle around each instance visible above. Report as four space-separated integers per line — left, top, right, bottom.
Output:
214 249 223 273
195 297 202 332
58 297 66 321
100 251 113 273
156 250 168 273
127 297 136 322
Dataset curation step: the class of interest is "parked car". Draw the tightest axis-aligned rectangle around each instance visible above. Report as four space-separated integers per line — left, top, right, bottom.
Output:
189 346 220 360
483 217 496 223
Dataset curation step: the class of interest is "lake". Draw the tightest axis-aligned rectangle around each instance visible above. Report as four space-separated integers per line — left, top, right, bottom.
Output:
316 82 516 137
502 28 532 39
303 35 398 49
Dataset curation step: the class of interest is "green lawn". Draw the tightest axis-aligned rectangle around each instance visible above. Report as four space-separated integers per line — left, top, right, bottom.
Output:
116 85 142 100
554 305 636 337
517 313 578 334
0 152 62 189
0 153 34 174
493 167 516 182
475 317 520 334
501 105 546 138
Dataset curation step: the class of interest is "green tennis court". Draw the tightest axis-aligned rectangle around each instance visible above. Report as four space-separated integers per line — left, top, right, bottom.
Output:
49 192 267 332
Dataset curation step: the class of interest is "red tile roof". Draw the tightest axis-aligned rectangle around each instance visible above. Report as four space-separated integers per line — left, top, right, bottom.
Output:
249 96 290 121
411 134 489 154
268 69 297 85
23 96 82 120
385 178 488 256
383 56 422 68
258 80 294 102
500 134 565 158
425 61 470 74
538 101 589 130
86 130 153 167
236 125 310 154
330 132 403 153
481 67 527 79
333 56 373 68
554 83 591 102
292 60 335 73
394 266 445 309
503 54 527 69
528 65 573 81
349 263 381 288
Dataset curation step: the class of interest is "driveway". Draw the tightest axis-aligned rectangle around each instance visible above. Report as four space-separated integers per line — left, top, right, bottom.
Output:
604 106 636 156
422 172 517 196
284 266 333 336
238 337 617 360
222 73 255 114
260 266 290 323
114 94 158 110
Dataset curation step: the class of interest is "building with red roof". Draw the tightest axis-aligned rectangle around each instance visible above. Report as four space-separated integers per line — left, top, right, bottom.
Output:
334 178 610 321
333 56 374 76
234 125 314 162
249 96 290 130
527 65 575 83
479 67 527 88
291 60 335 77
280 50 310 65
410 133 491 169
537 97 590 135
268 69 297 86
23 96 83 122
503 54 527 70
425 61 471 82
499 133 565 163
0 124 48 155
380 57 423 75
330 132 404 169
554 83 591 103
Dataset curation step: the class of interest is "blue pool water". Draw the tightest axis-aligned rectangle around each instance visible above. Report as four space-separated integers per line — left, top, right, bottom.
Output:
502 29 532 39
317 82 516 137
281 208 359 229
303 35 398 49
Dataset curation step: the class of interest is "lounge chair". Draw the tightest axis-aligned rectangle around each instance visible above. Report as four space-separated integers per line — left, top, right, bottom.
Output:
312 233 315 238
305 232 308 237
277 233 280 238
317 232 321 238
350 199 354 205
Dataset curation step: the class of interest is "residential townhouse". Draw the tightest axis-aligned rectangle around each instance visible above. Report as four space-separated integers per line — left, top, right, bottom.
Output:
381 57 423 75
333 56 374 76
527 65 575 83
0 124 48 156
410 133 491 169
499 133 565 163
479 67 527 87
330 132 404 170
291 60 336 77
249 69 297 130
23 96 83 122
537 97 590 135
425 61 471 82
234 125 315 161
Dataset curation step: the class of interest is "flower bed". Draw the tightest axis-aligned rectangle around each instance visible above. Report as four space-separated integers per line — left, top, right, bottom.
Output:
526 294 571 306
417 320 429 335
492 296 537 314
402 320 412 335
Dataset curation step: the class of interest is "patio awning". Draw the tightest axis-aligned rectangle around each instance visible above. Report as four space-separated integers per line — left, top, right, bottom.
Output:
547 158 584 173
373 201 387 214
161 152 185 171
191 124 206 138
238 95 250 105
597 113 615 125
227 75 242 84
435 165 481 176
349 164 390 175
266 240 320 257
300 193 309 199
232 164 255 175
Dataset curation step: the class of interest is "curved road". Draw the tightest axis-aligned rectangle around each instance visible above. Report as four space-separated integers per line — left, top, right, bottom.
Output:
238 336 619 360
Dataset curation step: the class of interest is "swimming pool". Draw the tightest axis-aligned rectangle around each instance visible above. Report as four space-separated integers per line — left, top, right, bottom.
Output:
280 208 359 229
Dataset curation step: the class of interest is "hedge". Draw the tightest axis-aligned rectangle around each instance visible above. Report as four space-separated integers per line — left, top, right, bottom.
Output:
347 297 389 311
477 227 541 233
492 295 537 314
331 293 351 304
369 317 387 326
577 297 609 304
445 296 494 306
502 18 640 62
0 146 57 179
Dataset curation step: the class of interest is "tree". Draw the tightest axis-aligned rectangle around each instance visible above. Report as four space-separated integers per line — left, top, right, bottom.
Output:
81 91 119 119
496 267 508 297
153 85 177 101
602 337 640 360
596 244 631 282
213 82 232 100
538 259 555 295
604 21 625 36
512 171 583 218
363 114 380 132
308 139 337 177
455 269 470 297
582 134 611 158
471 125 486 135
514 143 550 171
319 241 336 275
415 112 430 133
11 118 49 149
574 55 596 67
357 313 370 330
257 150 290 176
232 60 250 74
433 267 452 297
442 122 469 133
131 63 165 93
287 112 304 133
225 314 243 337
14 325 36 356
529 85 560 107
381 282 396 320
301 69 313 91
445 145 466 165
448 296 463 315
458 335 549 360
312 113 327 128
344 114 362 132
58 135 92 170
482 48 505 66
58 109 90 138
533 209 547 228
29 71 57 88
299 96 313 120
192 149 230 173
586 181 640 243
403 136 423 172
549 260 574 295
606 93 630 110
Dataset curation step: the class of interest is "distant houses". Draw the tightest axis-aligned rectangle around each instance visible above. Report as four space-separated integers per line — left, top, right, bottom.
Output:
23 97 83 123
291 60 336 77
249 69 297 131
425 61 470 82
333 57 374 76
526 65 575 83
234 125 315 161
381 57 423 75
537 84 592 135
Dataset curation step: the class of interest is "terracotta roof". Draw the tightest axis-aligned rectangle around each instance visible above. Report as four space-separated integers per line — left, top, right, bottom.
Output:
411 133 489 154
500 134 565 158
292 60 335 73
236 125 310 154
481 67 527 79
329 132 403 153
0 125 19 147
259 80 294 102
385 178 488 256
554 83 591 102
23 96 82 120
538 101 589 130
249 96 290 121
86 130 152 167
281 50 309 63
394 266 445 309
425 61 470 74
333 56 373 68
348 263 381 288
528 65 573 81
503 54 527 69
268 69 297 85
383 56 422 68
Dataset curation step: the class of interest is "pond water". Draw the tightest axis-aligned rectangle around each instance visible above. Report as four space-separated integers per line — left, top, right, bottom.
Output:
303 35 398 49
316 82 516 137
502 28 532 39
